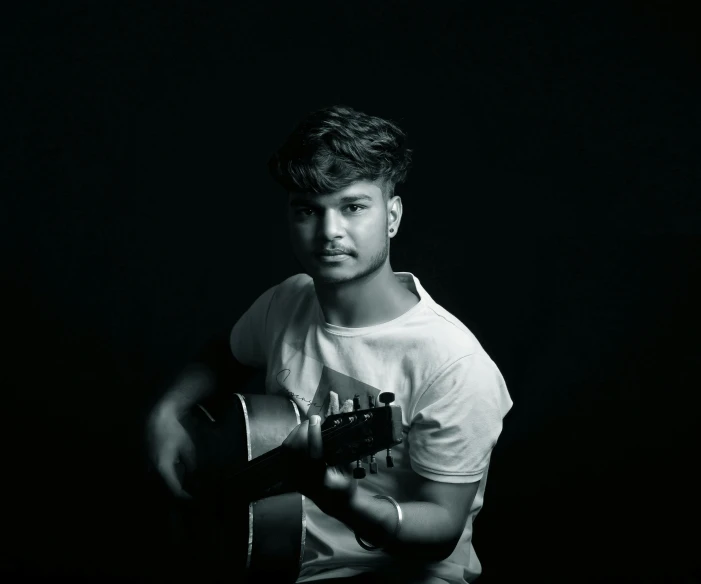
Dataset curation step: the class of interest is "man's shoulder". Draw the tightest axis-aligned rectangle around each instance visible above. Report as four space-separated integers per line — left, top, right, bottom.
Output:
273 272 314 298
401 274 483 359
413 297 483 360
263 273 315 321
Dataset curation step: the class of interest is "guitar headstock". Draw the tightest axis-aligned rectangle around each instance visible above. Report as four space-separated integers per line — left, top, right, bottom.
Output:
319 395 403 467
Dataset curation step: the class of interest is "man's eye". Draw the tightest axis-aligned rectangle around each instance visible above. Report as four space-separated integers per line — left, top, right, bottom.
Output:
295 205 364 216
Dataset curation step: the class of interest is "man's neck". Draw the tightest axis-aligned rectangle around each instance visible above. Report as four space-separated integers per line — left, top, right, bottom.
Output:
314 266 418 328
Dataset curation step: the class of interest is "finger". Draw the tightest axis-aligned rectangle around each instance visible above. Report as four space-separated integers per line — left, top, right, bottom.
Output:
180 434 197 471
308 415 322 460
158 461 191 499
282 420 309 451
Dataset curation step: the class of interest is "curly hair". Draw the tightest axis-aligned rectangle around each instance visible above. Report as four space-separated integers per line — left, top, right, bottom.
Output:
268 105 413 200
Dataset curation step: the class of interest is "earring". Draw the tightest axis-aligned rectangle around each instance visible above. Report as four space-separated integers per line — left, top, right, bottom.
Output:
389 228 395 233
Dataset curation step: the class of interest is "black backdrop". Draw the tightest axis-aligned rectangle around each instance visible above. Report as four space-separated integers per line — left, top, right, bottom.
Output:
3 2 700 583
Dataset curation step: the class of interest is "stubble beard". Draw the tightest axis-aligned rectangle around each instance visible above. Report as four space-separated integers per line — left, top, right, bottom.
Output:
302 235 390 286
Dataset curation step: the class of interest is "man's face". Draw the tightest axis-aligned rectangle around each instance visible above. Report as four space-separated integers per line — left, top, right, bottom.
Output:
288 180 396 285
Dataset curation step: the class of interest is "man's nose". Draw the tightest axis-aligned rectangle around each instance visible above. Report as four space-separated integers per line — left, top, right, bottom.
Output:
317 210 345 238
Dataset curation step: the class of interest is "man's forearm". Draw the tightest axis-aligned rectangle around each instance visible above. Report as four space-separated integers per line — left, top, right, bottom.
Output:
151 334 254 419
153 363 217 419
333 489 459 563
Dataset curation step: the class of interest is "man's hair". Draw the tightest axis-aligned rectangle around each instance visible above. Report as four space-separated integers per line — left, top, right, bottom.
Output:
268 105 413 200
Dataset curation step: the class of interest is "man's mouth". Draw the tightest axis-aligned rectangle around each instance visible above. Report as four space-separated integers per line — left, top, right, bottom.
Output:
315 252 352 263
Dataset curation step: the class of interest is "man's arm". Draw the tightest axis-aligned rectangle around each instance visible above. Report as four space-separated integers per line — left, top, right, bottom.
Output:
335 471 480 563
151 333 260 420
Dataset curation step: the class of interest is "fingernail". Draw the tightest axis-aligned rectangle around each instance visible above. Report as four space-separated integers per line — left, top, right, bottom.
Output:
310 415 320 426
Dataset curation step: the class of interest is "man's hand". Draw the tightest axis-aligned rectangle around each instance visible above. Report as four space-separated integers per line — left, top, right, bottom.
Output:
146 404 196 499
281 415 358 518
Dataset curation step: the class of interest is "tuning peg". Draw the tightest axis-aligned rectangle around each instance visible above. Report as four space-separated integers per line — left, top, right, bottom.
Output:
379 392 395 406
353 458 366 479
380 392 396 467
353 413 371 477
369 453 378 474
366 398 380 473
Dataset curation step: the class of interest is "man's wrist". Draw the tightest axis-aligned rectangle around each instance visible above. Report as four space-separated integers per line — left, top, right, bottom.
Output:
151 366 216 422
313 481 360 523
150 397 188 425
151 398 178 420
333 488 397 549
331 490 458 562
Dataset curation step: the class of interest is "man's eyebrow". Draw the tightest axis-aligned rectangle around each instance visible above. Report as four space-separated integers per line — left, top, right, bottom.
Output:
339 194 373 204
289 194 374 207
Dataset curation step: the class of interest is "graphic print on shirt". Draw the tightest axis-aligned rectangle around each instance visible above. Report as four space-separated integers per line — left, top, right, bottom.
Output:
276 364 382 421
270 339 382 422
310 365 381 420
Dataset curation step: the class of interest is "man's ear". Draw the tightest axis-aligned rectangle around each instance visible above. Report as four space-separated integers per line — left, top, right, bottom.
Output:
388 195 403 234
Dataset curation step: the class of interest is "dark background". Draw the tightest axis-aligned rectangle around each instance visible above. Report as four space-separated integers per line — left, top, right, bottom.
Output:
2 2 700 583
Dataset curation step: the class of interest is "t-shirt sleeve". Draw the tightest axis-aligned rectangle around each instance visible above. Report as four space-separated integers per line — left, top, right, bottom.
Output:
408 352 513 484
229 283 280 367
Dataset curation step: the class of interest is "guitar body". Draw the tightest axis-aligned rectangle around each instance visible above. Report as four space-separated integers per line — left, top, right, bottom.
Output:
175 393 306 584
161 390 402 584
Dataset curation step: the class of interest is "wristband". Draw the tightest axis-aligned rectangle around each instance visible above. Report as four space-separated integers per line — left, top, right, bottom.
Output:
354 495 403 551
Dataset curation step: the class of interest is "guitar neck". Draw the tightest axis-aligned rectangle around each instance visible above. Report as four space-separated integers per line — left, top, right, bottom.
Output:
186 399 403 503
223 445 295 502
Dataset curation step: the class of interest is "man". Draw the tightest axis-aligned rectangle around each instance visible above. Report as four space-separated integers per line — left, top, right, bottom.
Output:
147 105 513 584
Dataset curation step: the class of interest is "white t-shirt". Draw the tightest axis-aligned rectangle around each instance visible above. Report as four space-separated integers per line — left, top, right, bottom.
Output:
229 272 513 584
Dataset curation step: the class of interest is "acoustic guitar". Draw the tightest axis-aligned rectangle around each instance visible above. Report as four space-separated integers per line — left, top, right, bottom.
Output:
168 391 403 584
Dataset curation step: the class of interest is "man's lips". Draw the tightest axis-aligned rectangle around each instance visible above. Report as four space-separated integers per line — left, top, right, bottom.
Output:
315 250 352 263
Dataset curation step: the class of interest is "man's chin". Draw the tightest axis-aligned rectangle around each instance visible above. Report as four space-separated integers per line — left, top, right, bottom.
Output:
310 272 353 285
306 266 356 285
